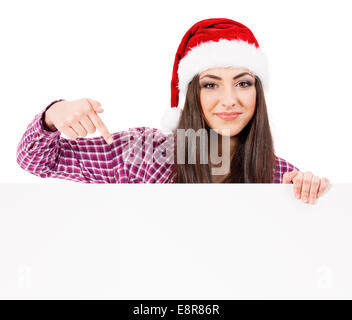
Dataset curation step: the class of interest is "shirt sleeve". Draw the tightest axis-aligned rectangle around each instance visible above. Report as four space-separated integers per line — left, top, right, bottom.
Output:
16 100 143 184
273 156 300 183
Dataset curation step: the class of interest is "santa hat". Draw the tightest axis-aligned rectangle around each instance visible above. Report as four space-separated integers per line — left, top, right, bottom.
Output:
160 18 269 132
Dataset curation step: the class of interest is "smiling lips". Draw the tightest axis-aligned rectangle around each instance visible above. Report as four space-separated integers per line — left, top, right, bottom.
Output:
215 112 241 120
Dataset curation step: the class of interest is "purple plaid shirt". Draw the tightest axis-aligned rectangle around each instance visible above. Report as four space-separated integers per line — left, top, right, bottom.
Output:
16 100 300 184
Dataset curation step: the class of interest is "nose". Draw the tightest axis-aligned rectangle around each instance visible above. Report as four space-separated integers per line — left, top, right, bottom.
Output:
220 85 238 109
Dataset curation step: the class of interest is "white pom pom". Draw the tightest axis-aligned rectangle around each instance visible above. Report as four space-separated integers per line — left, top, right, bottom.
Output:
160 107 182 132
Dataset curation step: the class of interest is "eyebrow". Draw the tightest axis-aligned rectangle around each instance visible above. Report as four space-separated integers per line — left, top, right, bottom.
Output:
199 72 254 81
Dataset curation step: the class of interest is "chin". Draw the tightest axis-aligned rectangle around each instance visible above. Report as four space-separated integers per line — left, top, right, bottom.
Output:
212 127 239 137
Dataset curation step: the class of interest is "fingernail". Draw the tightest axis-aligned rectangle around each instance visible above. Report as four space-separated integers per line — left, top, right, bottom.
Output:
302 197 308 203
295 193 300 199
309 197 315 204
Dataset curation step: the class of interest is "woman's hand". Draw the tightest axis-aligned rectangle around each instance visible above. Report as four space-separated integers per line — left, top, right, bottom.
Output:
282 169 330 205
44 98 114 145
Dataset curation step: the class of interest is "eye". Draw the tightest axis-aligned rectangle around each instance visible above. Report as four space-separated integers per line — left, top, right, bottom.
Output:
201 82 217 89
236 81 253 88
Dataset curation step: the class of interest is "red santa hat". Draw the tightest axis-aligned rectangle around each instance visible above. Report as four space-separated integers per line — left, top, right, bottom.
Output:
160 18 269 132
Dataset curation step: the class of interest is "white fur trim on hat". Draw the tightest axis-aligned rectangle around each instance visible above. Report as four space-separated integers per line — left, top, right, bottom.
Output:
177 38 270 93
160 106 183 132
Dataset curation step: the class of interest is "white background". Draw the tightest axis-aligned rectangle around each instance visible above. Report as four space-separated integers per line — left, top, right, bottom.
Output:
1 0 351 182
1 1 351 300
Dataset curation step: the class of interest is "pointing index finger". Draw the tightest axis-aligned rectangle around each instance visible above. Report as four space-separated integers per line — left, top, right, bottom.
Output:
88 111 114 145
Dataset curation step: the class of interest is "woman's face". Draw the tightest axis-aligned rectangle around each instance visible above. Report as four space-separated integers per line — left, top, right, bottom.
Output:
199 66 256 137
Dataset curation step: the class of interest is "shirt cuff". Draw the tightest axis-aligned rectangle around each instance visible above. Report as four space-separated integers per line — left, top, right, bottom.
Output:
36 99 65 138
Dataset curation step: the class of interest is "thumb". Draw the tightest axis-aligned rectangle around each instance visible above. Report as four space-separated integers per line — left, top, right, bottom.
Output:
93 105 104 113
282 169 298 184
86 98 104 113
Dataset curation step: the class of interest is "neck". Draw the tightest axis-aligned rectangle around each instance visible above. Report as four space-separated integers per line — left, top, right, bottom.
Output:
216 134 237 159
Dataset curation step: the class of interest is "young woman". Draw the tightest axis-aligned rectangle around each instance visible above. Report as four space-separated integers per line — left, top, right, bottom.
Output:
16 18 330 204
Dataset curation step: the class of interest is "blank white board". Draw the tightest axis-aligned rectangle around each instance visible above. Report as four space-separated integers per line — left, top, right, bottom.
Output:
0 182 351 299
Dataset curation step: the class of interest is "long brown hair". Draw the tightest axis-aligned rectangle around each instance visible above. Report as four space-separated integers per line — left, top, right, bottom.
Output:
170 73 276 183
